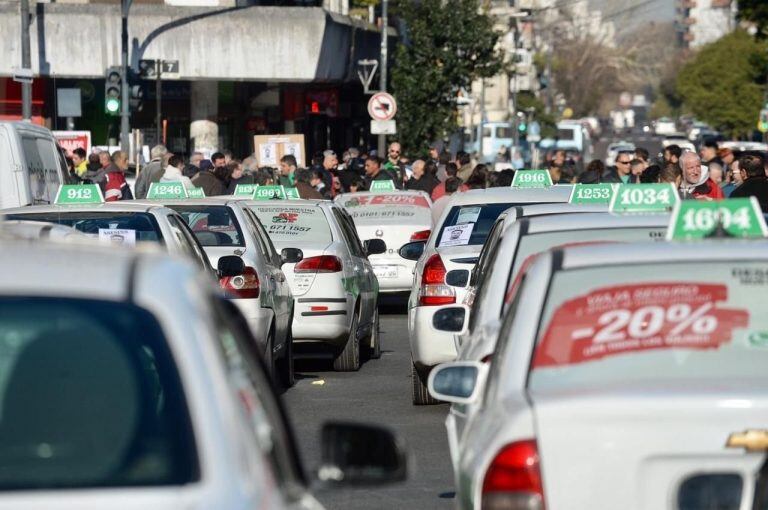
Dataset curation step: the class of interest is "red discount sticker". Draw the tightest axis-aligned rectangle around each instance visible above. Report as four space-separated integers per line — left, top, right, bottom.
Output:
532 282 750 368
346 195 429 208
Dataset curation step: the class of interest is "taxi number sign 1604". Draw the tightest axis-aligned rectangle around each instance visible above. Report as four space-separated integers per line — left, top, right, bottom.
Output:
511 169 553 188
609 183 679 213
55 184 104 205
569 183 615 204
667 197 768 240
147 182 188 199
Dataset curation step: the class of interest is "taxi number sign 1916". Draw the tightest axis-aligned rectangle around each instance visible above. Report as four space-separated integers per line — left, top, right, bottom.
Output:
147 182 188 200
55 184 104 205
569 183 615 204
511 169 553 189
609 183 679 213
667 197 768 240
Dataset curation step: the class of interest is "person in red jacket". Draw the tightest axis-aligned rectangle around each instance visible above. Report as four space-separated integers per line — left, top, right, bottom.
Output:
679 151 723 200
103 151 133 202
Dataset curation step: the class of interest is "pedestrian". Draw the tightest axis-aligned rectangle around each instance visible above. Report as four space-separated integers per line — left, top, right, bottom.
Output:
718 148 735 172
160 154 194 189
192 158 227 196
730 154 768 212
317 150 337 195
548 162 571 185
383 142 405 185
551 149 566 167
279 154 298 187
699 140 721 167
455 151 473 182
294 168 323 200
255 168 275 186
639 165 661 183
311 169 331 199
338 149 361 192
465 164 489 190
363 155 398 189
99 151 111 170
405 160 439 195
634 147 650 169
488 169 515 187
72 148 88 181
211 152 227 170
602 152 633 184
436 151 451 182
722 159 743 197
663 145 682 166
189 151 204 168
226 160 254 194
431 177 461 227
349 175 364 193
431 162 468 200
660 163 682 187
103 151 133 202
679 151 723 200
83 152 103 185
222 150 234 165
629 159 645 184
134 144 168 199
578 160 605 184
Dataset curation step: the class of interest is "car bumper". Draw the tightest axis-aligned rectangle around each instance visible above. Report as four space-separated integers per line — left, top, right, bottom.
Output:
231 299 274 354
372 261 415 293
408 305 459 369
292 295 355 347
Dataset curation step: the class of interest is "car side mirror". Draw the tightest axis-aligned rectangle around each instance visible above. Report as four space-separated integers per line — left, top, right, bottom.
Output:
398 241 425 261
217 255 245 277
427 361 488 405
446 269 469 287
364 238 387 256
431 305 470 335
318 421 408 486
280 247 303 265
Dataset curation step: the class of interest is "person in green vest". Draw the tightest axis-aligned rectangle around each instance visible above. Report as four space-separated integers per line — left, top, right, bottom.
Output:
365 156 401 190
278 154 297 187
383 141 405 186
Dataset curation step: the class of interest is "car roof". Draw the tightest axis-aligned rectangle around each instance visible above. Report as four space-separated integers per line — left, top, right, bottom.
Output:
131 198 237 207
524 212 669 234
335 190 432 201
1 202 164 215
243 199 333 208
444 186 573 207
513 202 608 219
0 220 86 240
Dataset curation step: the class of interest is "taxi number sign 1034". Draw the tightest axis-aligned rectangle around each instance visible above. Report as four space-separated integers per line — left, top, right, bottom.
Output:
667 197 768 240
55 184 104 205
609 183 679 213
147 182 188 199
511 169 553 188
569 183 615 204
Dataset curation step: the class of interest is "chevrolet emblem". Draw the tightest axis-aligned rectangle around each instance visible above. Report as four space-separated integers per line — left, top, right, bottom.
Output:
726 430 768 451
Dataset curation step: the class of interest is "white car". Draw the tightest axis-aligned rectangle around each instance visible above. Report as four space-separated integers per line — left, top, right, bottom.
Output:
335 190 432 295
430 240 768 509
605 141 635 167
249 199 385 370
0 219 86 241
661 136 696 153
0 236 406 510
400 186 573 404
654 117 677 135
140 198 299 387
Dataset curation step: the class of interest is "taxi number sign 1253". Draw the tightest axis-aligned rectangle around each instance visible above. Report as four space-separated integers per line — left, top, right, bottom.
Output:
253 185 287 200
667 197 768 240
609 183 679 213
147 182 188 199
569 183 615 204
55 184 104 205
511 169 553 188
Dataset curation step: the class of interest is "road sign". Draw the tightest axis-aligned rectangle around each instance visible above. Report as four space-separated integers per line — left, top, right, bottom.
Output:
667 198 767 240
371 120 397 135
511 169 552 188
12 67 33 84
609 183 679 213
139 59 180 79
368 92 397 121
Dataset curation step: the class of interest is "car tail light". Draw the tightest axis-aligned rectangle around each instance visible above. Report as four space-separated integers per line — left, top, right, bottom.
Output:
294 255 342 273
482 440 545 510
410 229 431 242
418 254 455 306
220 266 260 299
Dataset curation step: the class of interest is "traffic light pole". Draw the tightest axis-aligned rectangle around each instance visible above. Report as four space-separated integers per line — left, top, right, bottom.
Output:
120 0 132 154
20 0 32 121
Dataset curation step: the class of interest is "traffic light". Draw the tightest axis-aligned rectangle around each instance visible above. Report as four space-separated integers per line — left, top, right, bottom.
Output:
516 111 527 134
104 66 122 116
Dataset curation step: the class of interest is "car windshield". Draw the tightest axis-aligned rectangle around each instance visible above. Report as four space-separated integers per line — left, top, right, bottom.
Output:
5 212 163 244
171 206 245 247
341 194 431 226
437 203 512 247
529 262 768 394
0 297 198 490
250 205 333 244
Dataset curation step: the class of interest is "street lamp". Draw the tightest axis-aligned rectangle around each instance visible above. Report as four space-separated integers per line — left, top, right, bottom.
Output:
120 0 133 154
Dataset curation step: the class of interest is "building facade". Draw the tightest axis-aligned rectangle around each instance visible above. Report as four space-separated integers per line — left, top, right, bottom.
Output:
676 0 736 49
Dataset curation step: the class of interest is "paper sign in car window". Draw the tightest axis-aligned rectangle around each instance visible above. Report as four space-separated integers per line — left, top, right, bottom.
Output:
439 223 474 247
456 206 481 225
532 282 750 369
99 228 136 247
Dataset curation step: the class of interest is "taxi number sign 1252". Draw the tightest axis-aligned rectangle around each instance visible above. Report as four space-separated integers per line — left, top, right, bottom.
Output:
511 169 553 188
147 182 188 199
609 183 679 213
55 184 104 205
667 197 768 240
253 185 287 200
569 183 615 204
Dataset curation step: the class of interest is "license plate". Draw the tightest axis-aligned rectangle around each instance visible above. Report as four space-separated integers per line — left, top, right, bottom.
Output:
373 265 398 279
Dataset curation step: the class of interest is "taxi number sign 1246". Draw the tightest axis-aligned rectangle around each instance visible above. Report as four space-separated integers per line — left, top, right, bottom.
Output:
55 184 104 205
609 183 679 213
667 197 768 240
569 183 615 204
147 182 188 199
511 169 553 188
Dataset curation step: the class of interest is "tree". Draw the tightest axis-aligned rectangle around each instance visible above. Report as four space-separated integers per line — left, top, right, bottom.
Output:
676 30 768 138
738 0 768 38
391 0 504 154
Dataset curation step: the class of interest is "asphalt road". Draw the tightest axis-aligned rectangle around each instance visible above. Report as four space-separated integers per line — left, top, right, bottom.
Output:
282 303 455 510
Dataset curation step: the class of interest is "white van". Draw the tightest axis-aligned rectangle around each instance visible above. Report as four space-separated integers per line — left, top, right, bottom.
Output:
0 122 70 209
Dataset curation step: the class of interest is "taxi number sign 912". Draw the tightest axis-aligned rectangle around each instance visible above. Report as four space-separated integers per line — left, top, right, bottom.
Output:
609 183 679 213
55 184 104 204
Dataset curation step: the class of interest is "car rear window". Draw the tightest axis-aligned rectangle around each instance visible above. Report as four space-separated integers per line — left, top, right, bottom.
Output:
437 203 512 247
171 206 245 247
0 297 198 489
340 194 431 226
5 212 163 244
529 262 768 393
250 205 332 244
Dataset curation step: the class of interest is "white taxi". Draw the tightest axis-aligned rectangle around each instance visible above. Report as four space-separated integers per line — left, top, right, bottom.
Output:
0 220 86 241
335 190 432 295
248 199 385 371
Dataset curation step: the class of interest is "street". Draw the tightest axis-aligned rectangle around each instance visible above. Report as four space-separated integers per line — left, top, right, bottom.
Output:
283 303 454 510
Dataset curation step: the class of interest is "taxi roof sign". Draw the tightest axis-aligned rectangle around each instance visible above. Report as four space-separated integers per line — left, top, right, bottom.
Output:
234 183 258 197
187 187 206 198
147 182 189 200
667 197 768 240
609 183 679 213
511 169 553 188
569 183 615 204
253 185 287 200
284 187 300 199
369 180 397 192
55 184 104 205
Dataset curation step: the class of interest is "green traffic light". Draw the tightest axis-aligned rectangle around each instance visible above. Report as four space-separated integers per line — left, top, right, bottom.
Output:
518 123 527 132
106 98 120 114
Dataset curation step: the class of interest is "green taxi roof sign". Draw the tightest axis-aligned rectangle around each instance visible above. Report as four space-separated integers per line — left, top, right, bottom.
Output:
609 183 679 213
283 187 300 199
569 183 615 204
511 169 553 188
234 183 258 197
253 185 287 200
369 180 397 192
55 184 104 205
147 182 189 200
187 187 206 198
667 197 768 240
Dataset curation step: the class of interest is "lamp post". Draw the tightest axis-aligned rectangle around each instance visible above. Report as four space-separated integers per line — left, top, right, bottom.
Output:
120 0 133 154
377 0 388 157
20 0 31 121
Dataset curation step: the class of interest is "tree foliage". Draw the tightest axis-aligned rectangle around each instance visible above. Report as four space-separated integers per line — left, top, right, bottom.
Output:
738 0 768 38
391 0 504 154
676 30 767 137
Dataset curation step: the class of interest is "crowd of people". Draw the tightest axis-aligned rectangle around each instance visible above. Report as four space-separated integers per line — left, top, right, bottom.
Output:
67 138 768 212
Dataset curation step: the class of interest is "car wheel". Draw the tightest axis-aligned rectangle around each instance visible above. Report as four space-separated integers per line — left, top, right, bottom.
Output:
333 310 360 372
276 319 295 388
412 362 439 405
365 308 381 360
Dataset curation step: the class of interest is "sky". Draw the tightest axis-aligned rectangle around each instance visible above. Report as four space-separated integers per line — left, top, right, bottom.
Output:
588 0 676 28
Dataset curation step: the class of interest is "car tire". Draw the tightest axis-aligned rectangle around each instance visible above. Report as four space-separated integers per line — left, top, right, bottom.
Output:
333 311 360 372
277 319 295 388
412 362 439 405
365 309 381 360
